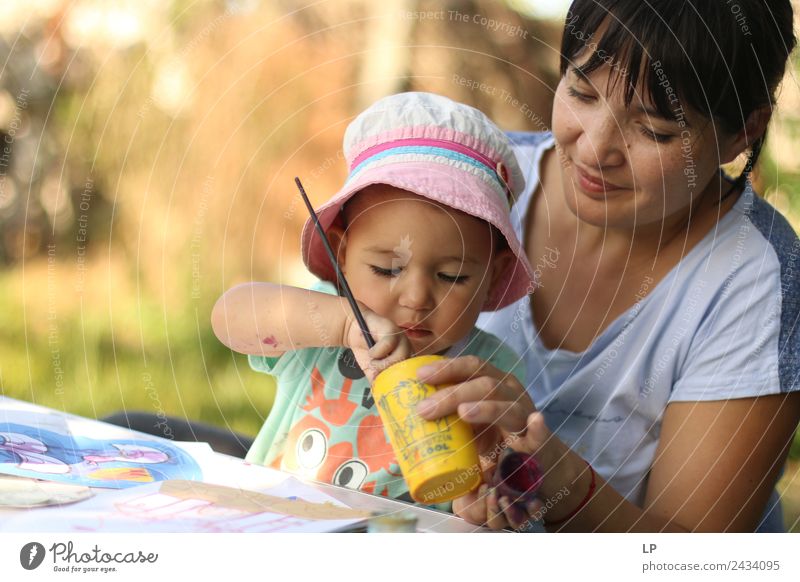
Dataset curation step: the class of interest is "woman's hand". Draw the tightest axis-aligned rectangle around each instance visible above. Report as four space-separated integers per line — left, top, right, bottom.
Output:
415 355 535 451
452 412 557 531
343 305 412 382
413 356 542 527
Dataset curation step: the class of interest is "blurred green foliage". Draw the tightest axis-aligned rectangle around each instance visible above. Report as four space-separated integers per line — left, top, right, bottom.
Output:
0 268 274 438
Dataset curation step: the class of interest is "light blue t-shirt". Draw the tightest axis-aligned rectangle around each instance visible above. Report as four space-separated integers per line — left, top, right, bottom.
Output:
477 132 800 532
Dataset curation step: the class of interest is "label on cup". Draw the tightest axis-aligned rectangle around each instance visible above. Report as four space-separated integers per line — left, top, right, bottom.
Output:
376 378 455 472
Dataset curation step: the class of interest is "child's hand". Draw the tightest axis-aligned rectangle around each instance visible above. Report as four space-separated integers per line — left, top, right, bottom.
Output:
344 306 412 382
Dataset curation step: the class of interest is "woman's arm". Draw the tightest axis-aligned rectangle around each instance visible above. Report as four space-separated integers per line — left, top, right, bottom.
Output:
415 356 800 531
640 393 800 532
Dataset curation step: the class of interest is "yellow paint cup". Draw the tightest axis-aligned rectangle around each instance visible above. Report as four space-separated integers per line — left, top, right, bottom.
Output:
373 355 481 504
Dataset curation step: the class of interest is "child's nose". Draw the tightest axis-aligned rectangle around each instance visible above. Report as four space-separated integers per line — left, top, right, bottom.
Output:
397 271 435 311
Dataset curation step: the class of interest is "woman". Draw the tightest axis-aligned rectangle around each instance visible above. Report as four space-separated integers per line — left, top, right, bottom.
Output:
415 0 800 532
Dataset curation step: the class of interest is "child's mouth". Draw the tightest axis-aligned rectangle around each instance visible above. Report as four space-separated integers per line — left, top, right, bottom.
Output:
399 326 432 339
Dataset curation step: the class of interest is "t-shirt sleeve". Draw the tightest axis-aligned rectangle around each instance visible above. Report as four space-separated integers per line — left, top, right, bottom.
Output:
248 279 339 377
670 260 786 402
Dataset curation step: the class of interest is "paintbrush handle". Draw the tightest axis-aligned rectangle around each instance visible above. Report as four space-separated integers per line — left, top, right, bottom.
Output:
295 177 376 349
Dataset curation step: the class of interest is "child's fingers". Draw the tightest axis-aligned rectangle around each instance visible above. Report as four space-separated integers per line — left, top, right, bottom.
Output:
368 334 397 360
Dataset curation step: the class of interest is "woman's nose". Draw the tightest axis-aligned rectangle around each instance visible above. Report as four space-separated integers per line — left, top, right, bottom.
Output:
576 113 626 169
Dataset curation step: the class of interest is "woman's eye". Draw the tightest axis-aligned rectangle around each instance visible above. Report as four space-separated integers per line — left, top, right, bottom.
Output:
438 273 469 284
567 86 595 103
638 126 674 143
369 265 401 277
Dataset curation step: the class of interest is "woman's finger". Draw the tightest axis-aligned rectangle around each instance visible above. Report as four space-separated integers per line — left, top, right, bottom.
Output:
516 412 553 453
416 376 529 420
499 497 530 530
416 355 500 385
485 487 510 530
456 400 531 434
452 484 489 525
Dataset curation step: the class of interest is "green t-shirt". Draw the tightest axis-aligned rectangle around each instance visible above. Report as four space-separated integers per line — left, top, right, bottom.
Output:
246 281 525 504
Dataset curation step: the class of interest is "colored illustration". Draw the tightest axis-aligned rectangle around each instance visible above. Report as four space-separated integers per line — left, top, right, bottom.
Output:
0 419 201 488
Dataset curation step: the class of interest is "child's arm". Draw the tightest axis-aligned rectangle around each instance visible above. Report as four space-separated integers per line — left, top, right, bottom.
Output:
211 283 410 378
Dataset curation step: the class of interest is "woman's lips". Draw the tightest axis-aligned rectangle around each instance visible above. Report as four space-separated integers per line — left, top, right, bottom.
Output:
575 165 624 195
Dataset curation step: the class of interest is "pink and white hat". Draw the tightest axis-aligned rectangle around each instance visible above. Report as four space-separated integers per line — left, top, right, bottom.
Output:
301 92 535 310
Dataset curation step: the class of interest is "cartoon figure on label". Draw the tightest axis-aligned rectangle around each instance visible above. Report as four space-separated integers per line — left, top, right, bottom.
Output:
378 379 450 449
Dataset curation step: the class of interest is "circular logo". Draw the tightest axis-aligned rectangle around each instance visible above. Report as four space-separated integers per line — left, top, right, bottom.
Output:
20 542 46 570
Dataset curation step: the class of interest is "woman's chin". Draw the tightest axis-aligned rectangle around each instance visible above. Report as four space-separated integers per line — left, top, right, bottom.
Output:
565 190 637 229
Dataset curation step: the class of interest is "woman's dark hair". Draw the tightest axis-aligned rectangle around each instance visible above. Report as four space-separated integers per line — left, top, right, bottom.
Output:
560 0 796 198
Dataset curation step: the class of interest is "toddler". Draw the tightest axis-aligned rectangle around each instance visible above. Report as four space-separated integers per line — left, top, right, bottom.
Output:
212 92 535 502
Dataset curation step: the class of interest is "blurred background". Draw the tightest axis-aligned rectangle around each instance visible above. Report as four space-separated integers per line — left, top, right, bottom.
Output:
1 0 798 528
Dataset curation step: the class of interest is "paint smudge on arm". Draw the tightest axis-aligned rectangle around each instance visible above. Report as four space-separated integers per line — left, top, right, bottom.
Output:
262 335 279 347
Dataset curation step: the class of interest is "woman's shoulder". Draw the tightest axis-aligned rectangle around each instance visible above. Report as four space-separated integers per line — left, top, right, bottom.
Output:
671 189 800 394
688 188 798 279
742 190 800 270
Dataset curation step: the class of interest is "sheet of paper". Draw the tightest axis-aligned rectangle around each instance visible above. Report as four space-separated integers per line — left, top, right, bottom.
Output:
0 478 371 533
0 475 93 508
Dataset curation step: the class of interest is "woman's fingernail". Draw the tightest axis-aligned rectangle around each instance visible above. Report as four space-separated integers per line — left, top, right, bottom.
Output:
416 399 434 416
460 403 480 419
417 364 437 378
478 484 488 498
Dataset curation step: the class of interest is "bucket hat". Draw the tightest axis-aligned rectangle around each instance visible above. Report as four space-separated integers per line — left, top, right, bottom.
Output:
301 92 535 310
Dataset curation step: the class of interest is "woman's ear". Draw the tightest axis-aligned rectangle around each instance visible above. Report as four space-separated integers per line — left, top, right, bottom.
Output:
326 224 348 274
721 106 772 164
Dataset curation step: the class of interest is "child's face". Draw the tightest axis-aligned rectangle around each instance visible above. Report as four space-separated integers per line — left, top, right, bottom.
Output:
330 185 511 356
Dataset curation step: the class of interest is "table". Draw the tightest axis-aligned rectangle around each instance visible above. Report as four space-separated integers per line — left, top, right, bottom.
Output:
0 396 489 533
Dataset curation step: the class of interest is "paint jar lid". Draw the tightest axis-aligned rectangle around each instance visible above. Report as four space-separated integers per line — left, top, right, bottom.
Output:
367 510 418 533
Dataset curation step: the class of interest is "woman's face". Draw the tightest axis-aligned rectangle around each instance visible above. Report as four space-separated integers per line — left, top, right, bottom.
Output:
551 61 742 232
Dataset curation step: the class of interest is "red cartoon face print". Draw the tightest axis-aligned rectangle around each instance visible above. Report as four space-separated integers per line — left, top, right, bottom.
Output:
278 366 403 497
302 368 357 426
280 416 369 491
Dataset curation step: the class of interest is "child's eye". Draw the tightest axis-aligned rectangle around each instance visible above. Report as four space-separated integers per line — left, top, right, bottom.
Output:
369 265 401 277
438 273 469 284
567 86 596 103
639 126 674 143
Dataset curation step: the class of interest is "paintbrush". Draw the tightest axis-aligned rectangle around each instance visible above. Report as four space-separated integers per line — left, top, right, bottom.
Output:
295 177 376 349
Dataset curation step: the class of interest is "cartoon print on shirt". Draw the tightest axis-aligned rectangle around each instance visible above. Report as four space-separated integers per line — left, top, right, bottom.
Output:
277 366 402 497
